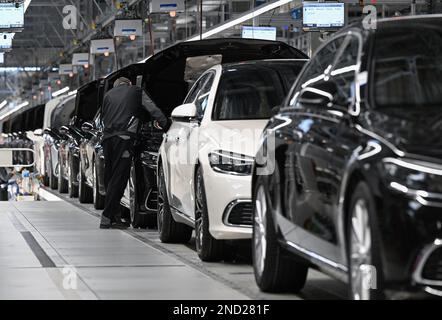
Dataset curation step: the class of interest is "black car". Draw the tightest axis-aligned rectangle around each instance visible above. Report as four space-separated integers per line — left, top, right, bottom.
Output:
79 66 141 210
58 80 102 198
251 16 442 299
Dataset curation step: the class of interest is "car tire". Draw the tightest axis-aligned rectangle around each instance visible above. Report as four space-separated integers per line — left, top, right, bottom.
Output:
252 164 308 293
49 158 58 190
130 161 147 228
157 164 192 243
194 167 224 262
78 159 92 203
67 154 79 198
347 181 385 300
92 159 105 210
57 151 68 193
43 172 50 187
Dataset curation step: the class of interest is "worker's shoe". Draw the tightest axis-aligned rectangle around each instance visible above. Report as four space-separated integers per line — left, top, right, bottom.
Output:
110 221 129 230
99 216 111 229
113 215 131 228
100 216 129 229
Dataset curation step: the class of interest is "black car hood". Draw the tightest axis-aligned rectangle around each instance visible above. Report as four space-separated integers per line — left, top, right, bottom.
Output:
363 107 442 161
125 38 307 116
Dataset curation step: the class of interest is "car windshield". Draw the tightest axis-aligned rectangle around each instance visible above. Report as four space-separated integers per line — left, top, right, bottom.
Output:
373 23 442 108
213 63 303 120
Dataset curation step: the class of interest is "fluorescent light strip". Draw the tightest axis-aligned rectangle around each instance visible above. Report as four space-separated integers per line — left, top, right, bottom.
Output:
52 86 70 98
68 90 78 96
0 100 7 110
187 0 293 41
0 101 29 121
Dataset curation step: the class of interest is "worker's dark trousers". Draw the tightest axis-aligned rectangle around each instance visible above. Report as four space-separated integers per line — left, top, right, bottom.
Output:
102 136 134 220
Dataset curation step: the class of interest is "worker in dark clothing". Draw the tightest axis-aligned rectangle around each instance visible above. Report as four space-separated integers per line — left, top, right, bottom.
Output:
100 77 168 229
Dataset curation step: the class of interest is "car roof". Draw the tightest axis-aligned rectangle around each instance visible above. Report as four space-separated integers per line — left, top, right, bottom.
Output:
220 59 308 71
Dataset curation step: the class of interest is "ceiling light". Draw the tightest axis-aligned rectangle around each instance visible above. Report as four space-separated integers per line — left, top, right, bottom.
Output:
129 34 136 41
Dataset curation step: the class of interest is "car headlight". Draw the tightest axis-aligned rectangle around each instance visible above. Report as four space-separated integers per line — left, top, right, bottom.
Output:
383 158 442 194
208 150 254 176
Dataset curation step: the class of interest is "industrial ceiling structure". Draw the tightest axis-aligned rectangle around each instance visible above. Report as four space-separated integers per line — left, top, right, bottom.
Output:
1 0 441 105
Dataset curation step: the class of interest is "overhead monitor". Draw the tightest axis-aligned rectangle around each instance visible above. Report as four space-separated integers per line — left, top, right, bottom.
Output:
303 2 345 31
72 53 90 66
0 2 25 32
114 19 143 37
242 26 277 41
90 39 115 55
0 33 13 51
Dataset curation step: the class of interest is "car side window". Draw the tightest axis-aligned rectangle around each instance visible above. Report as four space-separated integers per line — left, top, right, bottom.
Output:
184 73 210 104
331 34 360 108
195 72 215 119
289 36 346 106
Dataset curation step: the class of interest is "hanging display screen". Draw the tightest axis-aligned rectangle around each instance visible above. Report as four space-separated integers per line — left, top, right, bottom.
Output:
0 33 13 50
0 3 25 31
242 26 277 41
303 2 345 31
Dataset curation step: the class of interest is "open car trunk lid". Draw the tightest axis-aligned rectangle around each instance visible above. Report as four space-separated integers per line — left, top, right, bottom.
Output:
101 38 307 117
140 38 308 117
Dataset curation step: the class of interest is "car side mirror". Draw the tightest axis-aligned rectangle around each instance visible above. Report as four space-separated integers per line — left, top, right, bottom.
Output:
298 80 338 108
59 126 69 136
33 129 43 136
81 122 94 133
171 103 197 122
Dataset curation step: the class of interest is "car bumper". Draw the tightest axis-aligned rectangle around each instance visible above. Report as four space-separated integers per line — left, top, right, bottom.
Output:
203 165 252 240
377 182 442 296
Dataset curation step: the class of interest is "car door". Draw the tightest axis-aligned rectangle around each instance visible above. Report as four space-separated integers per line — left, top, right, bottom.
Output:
283 34 353 263
166 71 216 218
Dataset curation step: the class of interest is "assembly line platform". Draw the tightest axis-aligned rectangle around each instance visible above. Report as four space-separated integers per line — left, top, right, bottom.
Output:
0 195 346 300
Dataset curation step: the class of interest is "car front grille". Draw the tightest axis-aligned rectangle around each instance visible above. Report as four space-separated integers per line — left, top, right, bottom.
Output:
225 201 253 226
422 247 442 281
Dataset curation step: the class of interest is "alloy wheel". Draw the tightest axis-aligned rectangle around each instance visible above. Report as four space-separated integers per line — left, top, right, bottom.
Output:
350 198 372 300
129 165 136 223
254 185 267 276
157 173 165 233
67 157 72 193
194 173 204 253
92 162 97 203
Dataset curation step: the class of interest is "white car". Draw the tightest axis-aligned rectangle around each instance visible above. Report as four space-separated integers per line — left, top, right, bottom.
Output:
27 96 66 184
158 59 307 261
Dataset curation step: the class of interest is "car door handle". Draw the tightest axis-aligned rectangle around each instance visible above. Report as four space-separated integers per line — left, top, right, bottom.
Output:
175 137 180 143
